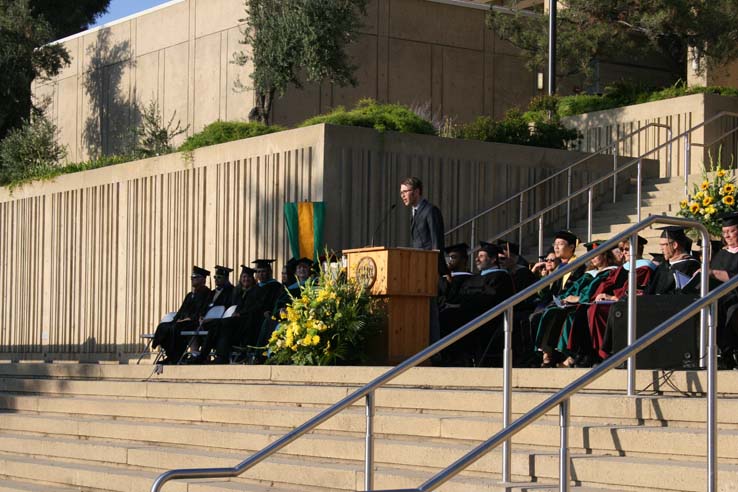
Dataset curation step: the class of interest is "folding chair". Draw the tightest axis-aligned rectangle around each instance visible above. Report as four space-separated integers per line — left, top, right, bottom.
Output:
137 312 176 365
178 305 225 364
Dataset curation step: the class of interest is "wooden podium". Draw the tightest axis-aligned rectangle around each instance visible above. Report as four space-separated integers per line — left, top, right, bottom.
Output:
344 247 438 364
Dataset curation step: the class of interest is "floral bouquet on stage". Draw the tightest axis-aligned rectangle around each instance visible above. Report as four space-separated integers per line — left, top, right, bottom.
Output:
678 151 736 238
266 264 383 365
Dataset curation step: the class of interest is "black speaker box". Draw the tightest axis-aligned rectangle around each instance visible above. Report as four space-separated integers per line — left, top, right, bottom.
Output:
611 295 700 369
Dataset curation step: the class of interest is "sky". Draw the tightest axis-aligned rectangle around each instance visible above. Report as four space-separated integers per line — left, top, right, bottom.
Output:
92 0 174 28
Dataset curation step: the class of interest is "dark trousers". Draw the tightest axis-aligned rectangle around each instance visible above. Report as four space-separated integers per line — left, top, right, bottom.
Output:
152 319 197 362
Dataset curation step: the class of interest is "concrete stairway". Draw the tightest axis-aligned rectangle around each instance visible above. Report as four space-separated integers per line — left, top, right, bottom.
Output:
516 173 707 260
0 363 737 492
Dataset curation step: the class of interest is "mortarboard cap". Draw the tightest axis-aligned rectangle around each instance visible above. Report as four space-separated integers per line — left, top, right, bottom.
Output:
478 241 502 257
214 265 233 277
295 257 313 267
252 259 276 269
657 226 688 241
240 264 255 276
650 253 665 262
721 211 738 228
554 230 578 245
191 266 210 278
583 241 600 251
495 239 520 256
445 242 469 256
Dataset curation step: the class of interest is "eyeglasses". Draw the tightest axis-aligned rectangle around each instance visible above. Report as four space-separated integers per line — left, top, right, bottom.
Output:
545 257 556 262
399 189 414 195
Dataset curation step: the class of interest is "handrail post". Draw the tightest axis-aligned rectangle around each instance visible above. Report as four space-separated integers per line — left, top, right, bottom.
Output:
699 231 711 366
587 187 593 243
365 391 375 491
538 215 544 258
567 168 572 229
636 158 642 222
667 128 673 178
707 302 717 492
626 233 638 396
470 220 476 273
612 145 618 204
519 194 524 251
684 134 691 196
559 399 570 492
501 307 513 485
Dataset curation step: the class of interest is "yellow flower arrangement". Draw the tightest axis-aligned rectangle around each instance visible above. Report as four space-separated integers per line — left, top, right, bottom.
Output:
266 259 383 365
678 149 737 237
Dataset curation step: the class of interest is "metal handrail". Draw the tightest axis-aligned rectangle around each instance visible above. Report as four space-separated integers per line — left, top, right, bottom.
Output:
445 122 672 243
447 111 738 254
150 215 710 492
371 276 730 492
478 111 738 256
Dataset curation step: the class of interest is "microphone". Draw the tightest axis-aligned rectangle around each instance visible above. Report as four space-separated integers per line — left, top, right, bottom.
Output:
370 203 397 247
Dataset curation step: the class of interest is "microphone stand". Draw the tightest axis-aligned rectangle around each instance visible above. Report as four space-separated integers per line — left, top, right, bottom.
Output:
370 203 397 247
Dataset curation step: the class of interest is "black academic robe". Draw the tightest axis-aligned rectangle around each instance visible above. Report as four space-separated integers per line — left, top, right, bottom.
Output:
153 285 212 362
201 285 262 361
440 269 514 365
710 249 738 351
645 256 701 295
254 279 286 347
208 283 235 309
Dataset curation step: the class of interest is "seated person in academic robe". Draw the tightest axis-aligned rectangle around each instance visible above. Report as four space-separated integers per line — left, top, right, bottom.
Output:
440 242 514 365
531 248 560 280
535 242 618 367
194 265 259 364
496 239 539 358
574 236 656 363
528 231 586 350
281 257 298 286
253 259 286 347
152 266 212 364
685 212 738 367
182 265 235 363
600 226 701 358
273 258 314 313
438 242 473 303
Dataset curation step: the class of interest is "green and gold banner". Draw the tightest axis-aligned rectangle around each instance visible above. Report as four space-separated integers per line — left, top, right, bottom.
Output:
284 201 325 260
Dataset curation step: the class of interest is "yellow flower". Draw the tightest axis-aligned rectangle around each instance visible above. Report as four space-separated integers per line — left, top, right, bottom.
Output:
724 195 735 206
702 196 713 207
705 205 717 216
311 335 320 345
680 199 688 209
689 202 700 214
694 191 704 200
301 335 312 346
724 183 736 194
718 169 727 178
701 180 710 190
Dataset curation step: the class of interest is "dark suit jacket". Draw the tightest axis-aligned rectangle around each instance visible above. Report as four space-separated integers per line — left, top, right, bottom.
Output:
411 198 448 275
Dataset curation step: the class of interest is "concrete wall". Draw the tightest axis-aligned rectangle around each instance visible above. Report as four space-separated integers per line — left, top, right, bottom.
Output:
563 94 738 177
35 0 677 166
34 0 542 164
0 125 650 360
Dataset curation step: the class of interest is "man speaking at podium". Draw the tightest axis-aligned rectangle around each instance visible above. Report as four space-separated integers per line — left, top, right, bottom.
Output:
400 176 447 345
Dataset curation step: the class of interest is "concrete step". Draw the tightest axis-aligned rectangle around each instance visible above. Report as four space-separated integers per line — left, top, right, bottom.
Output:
1 364 733 397
0 478 83 492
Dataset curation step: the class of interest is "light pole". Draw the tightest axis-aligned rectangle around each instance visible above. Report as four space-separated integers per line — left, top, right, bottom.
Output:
547 0 556 95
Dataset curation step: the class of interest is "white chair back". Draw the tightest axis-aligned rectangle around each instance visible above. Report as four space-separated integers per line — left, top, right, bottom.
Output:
160 311 177 323
223 305 237 318
203 305 226 320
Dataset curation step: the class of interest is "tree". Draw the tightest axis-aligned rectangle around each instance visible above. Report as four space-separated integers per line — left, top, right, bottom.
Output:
0 0 109 141
233 0 368 125
487 1 738 84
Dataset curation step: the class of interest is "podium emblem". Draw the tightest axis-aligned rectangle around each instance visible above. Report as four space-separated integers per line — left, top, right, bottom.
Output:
356 257 377 289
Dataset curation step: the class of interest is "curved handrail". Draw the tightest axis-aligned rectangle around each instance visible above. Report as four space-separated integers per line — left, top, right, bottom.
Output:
445 122 672 235
481 111 738 250
150 215 710 492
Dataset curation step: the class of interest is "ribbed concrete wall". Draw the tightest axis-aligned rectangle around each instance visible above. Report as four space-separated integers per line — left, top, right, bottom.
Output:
564 94 738 176
0 125 653 360
0 125 324 359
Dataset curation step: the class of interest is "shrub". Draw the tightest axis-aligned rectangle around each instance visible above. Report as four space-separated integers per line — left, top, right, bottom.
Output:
0 115 67 185
134 100 188 158
1 154 134 189
457 108 580 150
299 98 436 135
178 120 285 152
558 81 738 117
